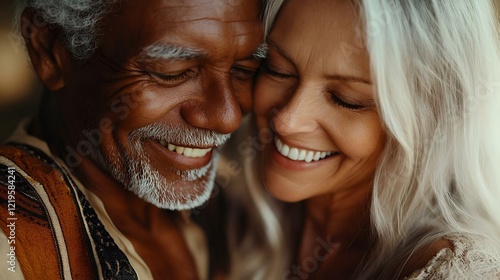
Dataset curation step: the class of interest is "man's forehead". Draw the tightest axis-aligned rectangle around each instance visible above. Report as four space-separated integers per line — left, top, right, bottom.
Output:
102 0 263 62
112 0 263 42
119 0 261 22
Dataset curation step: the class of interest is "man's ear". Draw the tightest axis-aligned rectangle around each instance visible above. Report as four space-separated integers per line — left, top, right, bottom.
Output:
21 10 67 91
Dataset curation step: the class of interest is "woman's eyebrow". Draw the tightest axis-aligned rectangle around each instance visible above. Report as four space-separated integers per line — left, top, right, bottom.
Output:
268 38 371 85
267 38 295 64
325 74 371 85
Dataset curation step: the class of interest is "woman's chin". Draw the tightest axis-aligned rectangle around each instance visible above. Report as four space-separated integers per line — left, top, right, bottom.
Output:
263 179 309 203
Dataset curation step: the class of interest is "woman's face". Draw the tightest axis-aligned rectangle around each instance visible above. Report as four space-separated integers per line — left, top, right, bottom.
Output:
255 0 386 202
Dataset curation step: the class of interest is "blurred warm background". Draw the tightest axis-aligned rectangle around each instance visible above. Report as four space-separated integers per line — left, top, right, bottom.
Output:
0 0 41 141
0 1 499 141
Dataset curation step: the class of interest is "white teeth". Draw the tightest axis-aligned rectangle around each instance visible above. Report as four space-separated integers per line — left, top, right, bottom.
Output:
298 150 307 160
276 139 283 151
274 137 335 162
313 152 321 161
157 140 212 158
305 151 314 163
175 146 184 154
183 148 193 157
282 144 290 156
289 148 299 160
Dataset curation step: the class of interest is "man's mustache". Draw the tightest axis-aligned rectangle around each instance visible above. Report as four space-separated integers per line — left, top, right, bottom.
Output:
129 123 231 147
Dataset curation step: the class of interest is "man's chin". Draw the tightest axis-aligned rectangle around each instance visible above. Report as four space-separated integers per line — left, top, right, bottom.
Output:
98 144 221 210
146 178 215 210
160 188 213 210
129 157 218 210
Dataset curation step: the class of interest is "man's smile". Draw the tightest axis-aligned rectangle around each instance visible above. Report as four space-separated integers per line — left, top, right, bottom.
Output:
146 139 215 170
156 139 212 158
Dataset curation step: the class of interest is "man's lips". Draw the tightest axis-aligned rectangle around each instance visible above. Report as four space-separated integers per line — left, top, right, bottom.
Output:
145 139 214 170
157 139 212 158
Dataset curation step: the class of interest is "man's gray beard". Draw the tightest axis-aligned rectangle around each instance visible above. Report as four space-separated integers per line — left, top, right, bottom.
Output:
121 149 220 210
90 124 229 210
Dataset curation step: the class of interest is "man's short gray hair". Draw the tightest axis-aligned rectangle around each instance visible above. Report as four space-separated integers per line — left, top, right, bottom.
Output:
16 0 119 60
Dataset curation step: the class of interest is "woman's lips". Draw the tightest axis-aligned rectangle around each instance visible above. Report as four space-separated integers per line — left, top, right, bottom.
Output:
274 137 337 162
268 136 340 171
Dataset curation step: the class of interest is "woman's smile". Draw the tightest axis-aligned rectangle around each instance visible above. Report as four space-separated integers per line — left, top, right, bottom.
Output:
273 136 337 163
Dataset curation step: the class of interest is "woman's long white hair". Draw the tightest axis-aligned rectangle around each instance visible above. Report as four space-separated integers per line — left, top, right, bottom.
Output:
359 0 500 277
220 116 292 280
225 0 500 279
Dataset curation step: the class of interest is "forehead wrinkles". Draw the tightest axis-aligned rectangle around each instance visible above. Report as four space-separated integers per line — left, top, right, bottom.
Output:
272 0 369 76
157 12 261 40
165 19 261 61
146 1 261 52
107 0 261 63
151 0 260 23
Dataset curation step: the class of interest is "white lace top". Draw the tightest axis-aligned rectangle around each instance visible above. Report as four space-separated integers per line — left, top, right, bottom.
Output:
406 234 500 279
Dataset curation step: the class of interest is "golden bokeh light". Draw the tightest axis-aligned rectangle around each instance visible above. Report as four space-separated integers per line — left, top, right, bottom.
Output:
0 28 37 106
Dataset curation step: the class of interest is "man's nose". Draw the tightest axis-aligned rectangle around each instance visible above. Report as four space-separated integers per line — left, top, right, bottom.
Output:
181 75 241 135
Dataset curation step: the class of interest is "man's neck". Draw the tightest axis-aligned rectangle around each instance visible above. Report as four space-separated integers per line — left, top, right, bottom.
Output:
72 150 199 280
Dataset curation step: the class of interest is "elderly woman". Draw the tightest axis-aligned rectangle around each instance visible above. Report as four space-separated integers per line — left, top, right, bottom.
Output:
223 0 500 279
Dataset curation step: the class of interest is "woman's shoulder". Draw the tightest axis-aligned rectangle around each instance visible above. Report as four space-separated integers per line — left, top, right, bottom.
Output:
404 233 500 280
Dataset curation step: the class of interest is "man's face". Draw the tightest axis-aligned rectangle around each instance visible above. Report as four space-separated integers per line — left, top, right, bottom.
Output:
57 0 263 210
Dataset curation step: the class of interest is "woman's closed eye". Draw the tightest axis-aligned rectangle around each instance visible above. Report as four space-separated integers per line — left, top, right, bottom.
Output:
328 90 366 111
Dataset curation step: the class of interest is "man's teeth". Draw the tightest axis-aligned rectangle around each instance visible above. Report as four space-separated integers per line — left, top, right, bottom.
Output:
157 140 212 158
275 138 333 163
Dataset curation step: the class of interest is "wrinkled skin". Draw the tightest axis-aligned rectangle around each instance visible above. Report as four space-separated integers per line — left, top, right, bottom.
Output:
23 0 263 278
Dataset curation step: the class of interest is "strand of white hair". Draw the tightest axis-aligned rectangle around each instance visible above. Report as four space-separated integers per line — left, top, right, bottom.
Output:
360 0 500 278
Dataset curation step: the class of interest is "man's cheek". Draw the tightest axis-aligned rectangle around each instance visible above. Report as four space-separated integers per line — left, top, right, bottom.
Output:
110 98 131 120
239 89 253 115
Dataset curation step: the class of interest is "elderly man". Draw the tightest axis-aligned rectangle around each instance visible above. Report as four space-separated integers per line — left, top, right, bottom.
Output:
0 0 263 279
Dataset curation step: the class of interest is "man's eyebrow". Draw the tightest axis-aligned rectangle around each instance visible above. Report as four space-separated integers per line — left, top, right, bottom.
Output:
139 43 205 61
252 43 268 60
